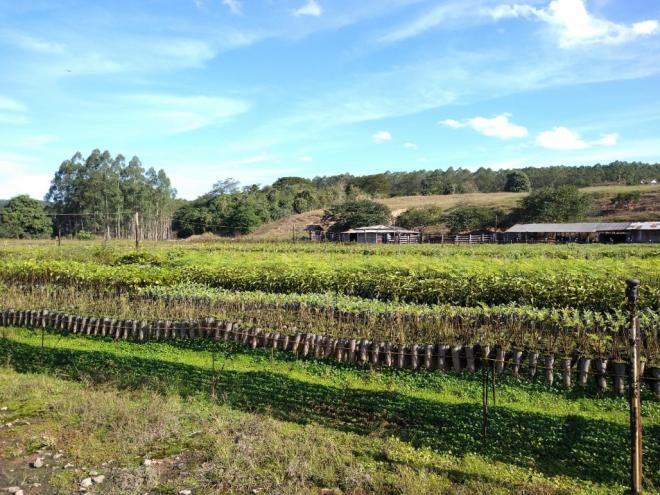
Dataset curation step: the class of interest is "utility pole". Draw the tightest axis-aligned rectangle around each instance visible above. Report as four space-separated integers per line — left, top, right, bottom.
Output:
626 278 643 495
134 211 140 250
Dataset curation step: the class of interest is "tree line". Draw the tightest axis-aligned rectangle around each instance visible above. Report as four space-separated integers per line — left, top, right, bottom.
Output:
320 185 593 235
0 150 178 240
0 153 657 239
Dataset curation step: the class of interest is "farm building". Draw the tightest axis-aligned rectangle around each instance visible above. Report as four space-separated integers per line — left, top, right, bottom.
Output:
627 222 660 243
505 222 660 243
303 224 325 241
340 225 421 244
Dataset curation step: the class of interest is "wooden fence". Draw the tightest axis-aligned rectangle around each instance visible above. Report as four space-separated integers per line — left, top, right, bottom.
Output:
1 308 658 399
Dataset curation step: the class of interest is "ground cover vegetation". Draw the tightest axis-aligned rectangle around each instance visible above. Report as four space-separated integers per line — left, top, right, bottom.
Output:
1 240 659 493
0 330 659 494
0 244 657 311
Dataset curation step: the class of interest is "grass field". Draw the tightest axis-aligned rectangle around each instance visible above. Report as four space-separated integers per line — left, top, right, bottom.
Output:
1 328 659 494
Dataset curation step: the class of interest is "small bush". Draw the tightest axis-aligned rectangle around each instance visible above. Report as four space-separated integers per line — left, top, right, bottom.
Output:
76 230 95 240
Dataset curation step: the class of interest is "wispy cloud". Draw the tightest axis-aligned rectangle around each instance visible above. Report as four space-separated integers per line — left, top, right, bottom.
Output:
0 95 28 125
222 0 243 15
439 119 464 129
403 142 419 150
595 132 619 146
125 94 251 134
294 0 323 17
440 113 528 139
0 95 26 113
378 1 480 44
20 134 58 148
1 32 65 54
372 130 392 142
380 0 659 47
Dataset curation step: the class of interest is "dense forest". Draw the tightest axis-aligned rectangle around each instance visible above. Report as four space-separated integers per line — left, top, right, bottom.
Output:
0 156 658 239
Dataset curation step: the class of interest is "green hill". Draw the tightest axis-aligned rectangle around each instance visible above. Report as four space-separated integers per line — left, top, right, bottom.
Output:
246 184 660 240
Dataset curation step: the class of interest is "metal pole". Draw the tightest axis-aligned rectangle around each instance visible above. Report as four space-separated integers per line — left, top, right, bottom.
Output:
626 278 643 495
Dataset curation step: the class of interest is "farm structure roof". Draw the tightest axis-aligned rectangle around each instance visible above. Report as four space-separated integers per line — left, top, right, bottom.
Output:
506 222 635 233
341 225 419 234
627 221 660 231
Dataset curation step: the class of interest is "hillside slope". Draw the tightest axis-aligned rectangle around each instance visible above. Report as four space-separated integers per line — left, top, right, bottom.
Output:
247 184 660 240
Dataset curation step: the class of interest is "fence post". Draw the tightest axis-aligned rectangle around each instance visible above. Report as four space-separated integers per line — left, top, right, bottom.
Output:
134 211 140 250
626 278 642 495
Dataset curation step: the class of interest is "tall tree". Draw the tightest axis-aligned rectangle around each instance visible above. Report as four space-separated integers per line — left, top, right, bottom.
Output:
504 170 531 192
395 206 444 230
510 186 591 223
46 150 176 239
0 195 52 239
444 204 500 234
323 200 391 232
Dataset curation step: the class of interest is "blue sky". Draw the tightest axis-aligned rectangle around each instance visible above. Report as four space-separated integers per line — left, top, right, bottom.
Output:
1 0 659 199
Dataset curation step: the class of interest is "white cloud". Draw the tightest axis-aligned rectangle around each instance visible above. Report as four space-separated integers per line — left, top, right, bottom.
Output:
222 0 243 15
632 20 659 36
127 94 251 134
164 155 307 198
492 0 660 47
0 95 26 113
403 142 419 150
379 2 475 43
294 0 323 17
20 134 58 148
148 39 216 68
594 132 619 146
468 114 528 139
440 114 528 139
0 153 50 200
0 174 52 200
381 0 658 47
439 118 465 129
537 126 588 150
0 114 28 125
536 127 621 150
300 155 313 161
1 32 65 54
0 95 28 126
372 130 392 142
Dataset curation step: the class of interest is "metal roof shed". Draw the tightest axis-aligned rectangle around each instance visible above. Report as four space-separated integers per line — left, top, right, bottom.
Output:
506 223 631 233
340 225 420 244
626 222 660 243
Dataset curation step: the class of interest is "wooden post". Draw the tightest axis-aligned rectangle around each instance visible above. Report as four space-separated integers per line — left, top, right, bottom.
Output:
626 278 643 495
57 226 62 247
134 211 140 250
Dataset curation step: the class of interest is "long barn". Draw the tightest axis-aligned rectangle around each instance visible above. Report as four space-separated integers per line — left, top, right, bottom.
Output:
504 222 660 243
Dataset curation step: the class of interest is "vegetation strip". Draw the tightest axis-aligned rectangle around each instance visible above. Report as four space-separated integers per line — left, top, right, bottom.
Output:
3 369 611 495
1 329 659 493
2 308 659 398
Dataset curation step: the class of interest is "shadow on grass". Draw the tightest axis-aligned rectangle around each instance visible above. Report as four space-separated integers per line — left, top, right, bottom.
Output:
1 337 658 489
